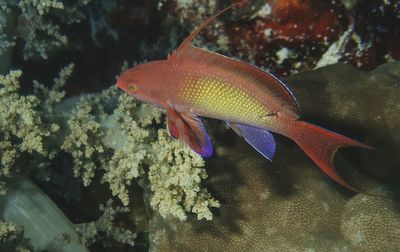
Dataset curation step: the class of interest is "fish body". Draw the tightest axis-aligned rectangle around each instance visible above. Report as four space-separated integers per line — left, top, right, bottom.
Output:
121 48 298 132
117 1 372 192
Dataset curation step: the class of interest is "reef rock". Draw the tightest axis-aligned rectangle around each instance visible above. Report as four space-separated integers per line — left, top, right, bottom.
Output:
148 62 400 252
290 62 400 188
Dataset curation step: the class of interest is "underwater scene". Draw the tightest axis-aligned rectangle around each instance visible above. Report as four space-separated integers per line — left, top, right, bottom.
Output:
0 0 400 251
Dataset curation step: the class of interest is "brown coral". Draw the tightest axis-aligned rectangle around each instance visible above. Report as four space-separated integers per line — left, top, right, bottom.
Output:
341 192 400 251
148 61 400 252
149 137 350 251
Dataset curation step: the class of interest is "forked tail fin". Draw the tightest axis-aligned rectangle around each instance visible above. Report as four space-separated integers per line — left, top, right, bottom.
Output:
290 120 373 192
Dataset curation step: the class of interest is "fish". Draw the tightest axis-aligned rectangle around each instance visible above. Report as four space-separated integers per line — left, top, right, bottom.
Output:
116 0 373 192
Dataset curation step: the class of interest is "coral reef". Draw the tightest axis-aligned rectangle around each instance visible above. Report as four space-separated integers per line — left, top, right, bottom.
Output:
0 63 219 249
0 0 90 61
162 0 400 75
0 65 69 195
148 130 220 221
1 0 399 251
0 219 31 251
76 199 137 247
290 62 400 187
0 65 218 217
341 0 400 69
228 0 348 75
58 89 219 219
148 62 400 252
341 190 400 251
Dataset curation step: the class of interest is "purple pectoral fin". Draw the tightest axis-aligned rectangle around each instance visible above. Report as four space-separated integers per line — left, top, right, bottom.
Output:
229 122 276 161
167 107 213 158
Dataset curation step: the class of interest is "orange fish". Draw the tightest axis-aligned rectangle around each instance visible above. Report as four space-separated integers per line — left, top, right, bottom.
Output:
117 1 372 191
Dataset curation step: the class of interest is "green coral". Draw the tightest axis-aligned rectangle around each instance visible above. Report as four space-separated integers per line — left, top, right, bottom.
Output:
59 86 219 220
0 65 70 194
76 200 137 247
100 92 160 205
0 0 90 60
18 0 65 16
148 130 220 221
61 96 107 186
0 220 31 251
0 63 220 249
0 220 22 243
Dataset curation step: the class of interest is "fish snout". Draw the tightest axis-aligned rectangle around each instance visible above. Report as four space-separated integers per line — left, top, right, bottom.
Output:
116 78 125 91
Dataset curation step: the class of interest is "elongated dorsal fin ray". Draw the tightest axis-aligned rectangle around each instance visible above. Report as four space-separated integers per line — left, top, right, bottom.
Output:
169 0 299 113
176 0 246 55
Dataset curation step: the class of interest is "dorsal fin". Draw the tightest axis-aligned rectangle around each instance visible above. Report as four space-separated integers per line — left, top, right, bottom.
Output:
176 45 300 113
169 0 299 113
176 0 246 56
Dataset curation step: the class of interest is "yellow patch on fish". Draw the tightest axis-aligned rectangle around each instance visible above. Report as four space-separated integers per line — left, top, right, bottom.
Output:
180 75 267 123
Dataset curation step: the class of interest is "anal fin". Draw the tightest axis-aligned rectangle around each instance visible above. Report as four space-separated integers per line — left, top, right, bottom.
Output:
229 122 276 160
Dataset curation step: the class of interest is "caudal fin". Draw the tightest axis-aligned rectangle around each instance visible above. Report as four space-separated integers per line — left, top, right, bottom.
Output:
290 120 373 192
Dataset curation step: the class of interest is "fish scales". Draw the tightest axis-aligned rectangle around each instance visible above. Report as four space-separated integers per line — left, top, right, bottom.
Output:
178 71 268 126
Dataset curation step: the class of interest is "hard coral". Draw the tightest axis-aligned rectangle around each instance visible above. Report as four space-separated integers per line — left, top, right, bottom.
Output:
341 192 400 251
340 0 400 70
228 0 348 75
165 0 398 75
149 61 400 252
149 140 349 251
165 0 348 75
289 61 400 188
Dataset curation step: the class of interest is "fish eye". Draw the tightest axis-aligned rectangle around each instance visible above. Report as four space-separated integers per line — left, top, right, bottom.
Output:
127 84 139 93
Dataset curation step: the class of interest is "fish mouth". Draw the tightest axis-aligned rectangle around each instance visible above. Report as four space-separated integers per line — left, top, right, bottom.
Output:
115 79 123 89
